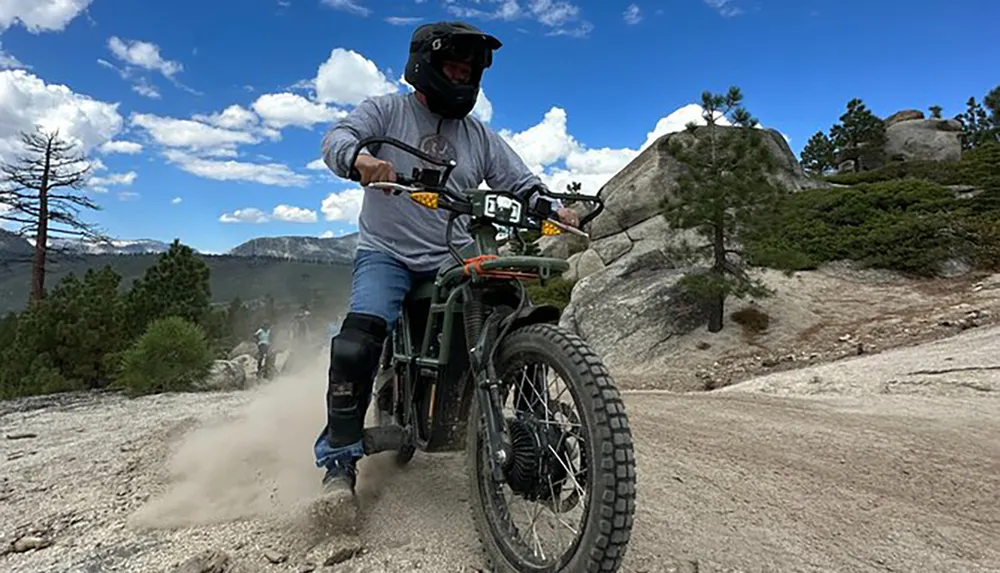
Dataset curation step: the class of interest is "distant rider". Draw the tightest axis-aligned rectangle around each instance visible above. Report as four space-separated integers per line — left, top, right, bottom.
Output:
313 20 579 514
253 322 271 375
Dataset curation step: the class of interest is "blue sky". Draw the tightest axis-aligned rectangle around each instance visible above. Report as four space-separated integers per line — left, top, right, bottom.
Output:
0 0 997 253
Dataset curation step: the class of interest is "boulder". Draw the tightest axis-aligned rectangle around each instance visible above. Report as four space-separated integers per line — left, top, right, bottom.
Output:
195 360 248 391
885 118 962 162
564 249 605 282
557 125 826 378
560 248 709 375
228 341 257 359
885 109 925 127
588 127 826 241
231 353 257 376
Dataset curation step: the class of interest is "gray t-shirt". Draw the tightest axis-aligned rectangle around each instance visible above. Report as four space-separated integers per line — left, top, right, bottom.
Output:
321 92 548 273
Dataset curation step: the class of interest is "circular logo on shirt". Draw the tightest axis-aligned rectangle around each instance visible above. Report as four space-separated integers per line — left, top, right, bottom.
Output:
418 133 458 166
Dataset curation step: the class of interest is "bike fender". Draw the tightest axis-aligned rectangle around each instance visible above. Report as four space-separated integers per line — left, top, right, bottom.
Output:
503 303 561 331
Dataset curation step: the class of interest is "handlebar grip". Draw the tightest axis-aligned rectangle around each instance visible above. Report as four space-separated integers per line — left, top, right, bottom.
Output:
348 167 361 182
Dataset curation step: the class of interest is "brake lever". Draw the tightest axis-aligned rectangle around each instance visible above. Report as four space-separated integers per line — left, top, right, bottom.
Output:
547 218 589 239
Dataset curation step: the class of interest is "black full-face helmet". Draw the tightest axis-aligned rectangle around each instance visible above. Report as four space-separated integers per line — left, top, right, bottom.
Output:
404 21 502 119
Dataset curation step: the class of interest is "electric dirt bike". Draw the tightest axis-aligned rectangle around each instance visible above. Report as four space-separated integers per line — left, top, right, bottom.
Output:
348 136 636 573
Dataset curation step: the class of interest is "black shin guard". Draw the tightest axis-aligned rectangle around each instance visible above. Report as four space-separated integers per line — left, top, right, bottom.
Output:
325 312 388 448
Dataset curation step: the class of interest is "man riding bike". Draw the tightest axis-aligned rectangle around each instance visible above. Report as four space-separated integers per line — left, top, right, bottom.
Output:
312 20 580 516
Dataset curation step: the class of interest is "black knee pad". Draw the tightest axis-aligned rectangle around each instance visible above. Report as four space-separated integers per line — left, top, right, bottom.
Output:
326 312 388 447
328 312 388 395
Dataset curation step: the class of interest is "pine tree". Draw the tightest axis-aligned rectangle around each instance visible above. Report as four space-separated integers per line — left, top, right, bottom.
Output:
928 105 943 119
829 98 886 171
125 239 211 338
661 86 779 333
800 131 836 175
0 128 109 303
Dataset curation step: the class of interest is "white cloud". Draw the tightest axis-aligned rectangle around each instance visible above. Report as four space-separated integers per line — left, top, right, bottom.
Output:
90 170 137 186
0 69 122 159
219 204 319 224
320 0 371 16
99 140 143 154
472 89 493 123
104 36 199 96
118 190 139 201
195 104 258 131
163 150 311 187
386 16 423 25
496 102 743 197
130 78 160 99
623 4 641 24
703 0 743 17
307 158 327 170
219 208 269 224
0 42 27 69
321 188 365 223
107 37 183 79
315 48 398 106
444 0 592 36
639 103 732 150
131 113 258 153
171 196 182 204
251 92 346 128
0 0 93 33
498 107 577 172
87 170 137 194
272 204 318 223
319 230 336 238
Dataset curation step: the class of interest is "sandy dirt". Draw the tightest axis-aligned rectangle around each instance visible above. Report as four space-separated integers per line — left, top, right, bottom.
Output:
1 326 999 573
618 266 1000 392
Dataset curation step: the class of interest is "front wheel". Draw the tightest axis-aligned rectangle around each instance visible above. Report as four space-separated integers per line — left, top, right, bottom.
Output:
466 323 636 573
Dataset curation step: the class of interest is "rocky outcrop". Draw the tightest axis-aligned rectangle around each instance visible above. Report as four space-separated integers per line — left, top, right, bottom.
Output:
197 360 249 391
885 118 963 163
885 109 925 127
587 127 824 243
566 127 821 283
560 248 709 376
228 341 257 360
557 127 829 380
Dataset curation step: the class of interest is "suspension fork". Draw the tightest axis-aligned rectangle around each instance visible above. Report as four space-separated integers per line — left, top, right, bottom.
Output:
463 287 512 483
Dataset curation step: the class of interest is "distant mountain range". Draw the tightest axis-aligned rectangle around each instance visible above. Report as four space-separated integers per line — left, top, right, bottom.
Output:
226 233 359 264
0 230 360 265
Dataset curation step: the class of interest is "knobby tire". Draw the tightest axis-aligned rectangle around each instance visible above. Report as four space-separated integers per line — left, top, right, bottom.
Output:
466 323 637 573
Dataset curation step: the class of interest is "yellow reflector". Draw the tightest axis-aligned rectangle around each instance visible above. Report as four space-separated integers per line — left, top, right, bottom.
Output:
541 219 562 236
410 192 439 209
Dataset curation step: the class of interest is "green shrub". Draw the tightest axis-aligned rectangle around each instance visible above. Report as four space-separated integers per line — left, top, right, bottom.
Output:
824 141 1000 191
525 276 577 310
824 160 964 186
746 179 999 276
114 316 214 397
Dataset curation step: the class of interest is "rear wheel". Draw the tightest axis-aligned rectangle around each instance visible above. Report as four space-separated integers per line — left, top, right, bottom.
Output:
466 323 636 573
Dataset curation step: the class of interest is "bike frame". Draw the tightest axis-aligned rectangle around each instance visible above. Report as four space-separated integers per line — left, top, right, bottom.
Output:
352 136 603 480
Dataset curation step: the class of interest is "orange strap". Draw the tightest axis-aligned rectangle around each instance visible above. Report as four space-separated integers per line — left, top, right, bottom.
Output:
462 255 499 276
462 255 538 280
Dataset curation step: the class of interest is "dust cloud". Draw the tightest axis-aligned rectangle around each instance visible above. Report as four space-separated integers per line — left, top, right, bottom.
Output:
127 348 334 529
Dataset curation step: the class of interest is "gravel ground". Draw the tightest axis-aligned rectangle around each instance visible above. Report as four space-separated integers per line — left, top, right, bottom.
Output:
1 326 998 573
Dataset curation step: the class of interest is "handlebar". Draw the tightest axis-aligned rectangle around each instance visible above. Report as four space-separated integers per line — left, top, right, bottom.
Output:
345 135 605 233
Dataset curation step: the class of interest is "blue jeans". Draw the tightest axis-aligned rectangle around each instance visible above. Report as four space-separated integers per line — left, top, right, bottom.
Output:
313 249 438 471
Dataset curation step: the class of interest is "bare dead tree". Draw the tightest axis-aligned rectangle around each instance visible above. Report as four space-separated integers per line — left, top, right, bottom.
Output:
0 127 110 303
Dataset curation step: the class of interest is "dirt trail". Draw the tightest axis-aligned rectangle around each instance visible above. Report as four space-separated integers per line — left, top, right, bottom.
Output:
1 328 999 572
